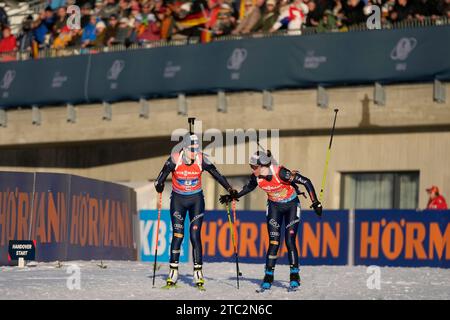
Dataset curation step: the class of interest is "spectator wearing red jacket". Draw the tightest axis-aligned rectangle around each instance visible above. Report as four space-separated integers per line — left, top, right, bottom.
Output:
0 26 16 52
426 186 448 210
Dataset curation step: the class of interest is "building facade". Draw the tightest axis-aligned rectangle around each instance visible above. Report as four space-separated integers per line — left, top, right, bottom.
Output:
0 83 449 211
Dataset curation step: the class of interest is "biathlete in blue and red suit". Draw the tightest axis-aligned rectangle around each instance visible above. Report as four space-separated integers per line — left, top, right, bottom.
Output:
220 150 322 290
155 134 237 288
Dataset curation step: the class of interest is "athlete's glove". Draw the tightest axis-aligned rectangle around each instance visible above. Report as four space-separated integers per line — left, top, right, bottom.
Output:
228 188 239 199
219 194 239 205
155 182 164 193
310 201 323 217
219 194 232 204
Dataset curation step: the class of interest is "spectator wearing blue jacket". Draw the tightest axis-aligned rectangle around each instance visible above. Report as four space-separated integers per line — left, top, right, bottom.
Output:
33 21 49 45
81 15 98 47
34 7 56 46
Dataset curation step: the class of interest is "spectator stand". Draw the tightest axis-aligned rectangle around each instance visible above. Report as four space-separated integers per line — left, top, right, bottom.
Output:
0 0 449 63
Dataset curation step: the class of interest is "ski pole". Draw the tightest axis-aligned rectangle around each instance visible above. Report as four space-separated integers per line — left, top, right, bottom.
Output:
226 202 240 289
232 199 238 249
231 199 243 277
319 109 339 203
152 192 163 287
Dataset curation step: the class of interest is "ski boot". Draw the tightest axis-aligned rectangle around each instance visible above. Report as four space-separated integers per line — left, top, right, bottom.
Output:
163 263 179 289
288 266 301 291
260 268 274 291
193 264 206 291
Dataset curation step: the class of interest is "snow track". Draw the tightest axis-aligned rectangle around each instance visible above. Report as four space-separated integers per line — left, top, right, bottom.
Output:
1 261 449 300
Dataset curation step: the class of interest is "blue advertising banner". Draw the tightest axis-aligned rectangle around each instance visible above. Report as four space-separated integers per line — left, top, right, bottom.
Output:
31 172 70 262
354 210 450 268
0 172 35 265
202 209 349 265
67 175 135 261
139 209 189 263
1 26 449 108
0 171 136 265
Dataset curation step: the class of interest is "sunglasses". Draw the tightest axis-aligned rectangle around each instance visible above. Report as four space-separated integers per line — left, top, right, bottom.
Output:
250 164 260 170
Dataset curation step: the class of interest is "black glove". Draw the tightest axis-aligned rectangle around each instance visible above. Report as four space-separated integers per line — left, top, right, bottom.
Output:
219 194 232 204
155 182 164 193
310 201 323 217
228 188 239 199
219 194 239 205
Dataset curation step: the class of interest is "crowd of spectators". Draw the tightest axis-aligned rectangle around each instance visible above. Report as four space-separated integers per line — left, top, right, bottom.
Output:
0 0 449 58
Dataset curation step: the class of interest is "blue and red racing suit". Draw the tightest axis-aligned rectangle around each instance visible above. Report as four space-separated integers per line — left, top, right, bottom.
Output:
236 165 319 269
155 151 233 265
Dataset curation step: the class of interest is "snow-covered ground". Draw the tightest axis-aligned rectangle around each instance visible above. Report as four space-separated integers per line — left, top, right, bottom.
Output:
0 261 449 300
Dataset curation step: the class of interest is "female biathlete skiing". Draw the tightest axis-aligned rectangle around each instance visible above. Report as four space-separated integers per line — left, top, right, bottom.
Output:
220 150 322 291
154 133 237 290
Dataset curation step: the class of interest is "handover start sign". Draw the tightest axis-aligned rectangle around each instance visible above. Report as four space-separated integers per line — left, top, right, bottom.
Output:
8 240 36 261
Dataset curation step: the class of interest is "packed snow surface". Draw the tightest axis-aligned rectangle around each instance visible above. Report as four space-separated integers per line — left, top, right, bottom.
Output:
1 261 449 300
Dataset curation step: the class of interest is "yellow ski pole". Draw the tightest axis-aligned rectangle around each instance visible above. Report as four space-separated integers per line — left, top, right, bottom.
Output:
226 202 240 289
319 109 339 203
